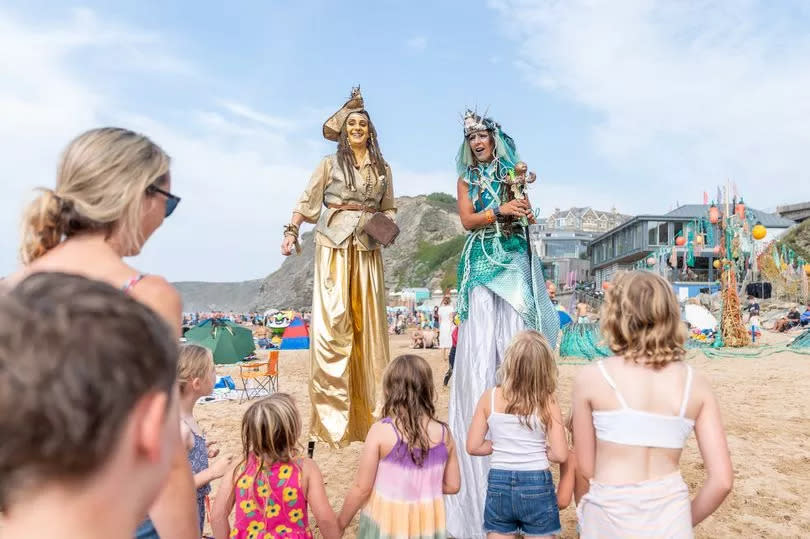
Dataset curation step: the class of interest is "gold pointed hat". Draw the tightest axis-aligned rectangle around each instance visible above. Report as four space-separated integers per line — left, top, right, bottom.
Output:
322 87 364 142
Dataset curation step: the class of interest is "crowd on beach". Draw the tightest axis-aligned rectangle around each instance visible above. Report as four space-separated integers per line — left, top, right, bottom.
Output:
1 127 739 539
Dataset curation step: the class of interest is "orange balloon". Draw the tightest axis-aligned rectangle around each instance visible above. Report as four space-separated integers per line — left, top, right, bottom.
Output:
695 235 704 245
805 264 810 276
752 223 767 240
602 281 611 290
713 260 721 269
675 236 686 246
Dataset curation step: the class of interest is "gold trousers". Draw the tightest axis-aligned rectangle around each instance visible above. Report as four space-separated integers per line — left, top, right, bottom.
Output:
309 243 390 447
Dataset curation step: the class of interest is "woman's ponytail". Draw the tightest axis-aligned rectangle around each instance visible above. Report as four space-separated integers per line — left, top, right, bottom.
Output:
20 189 65 264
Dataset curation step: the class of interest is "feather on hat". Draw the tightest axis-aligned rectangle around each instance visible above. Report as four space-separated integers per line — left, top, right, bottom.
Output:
322 87 364 142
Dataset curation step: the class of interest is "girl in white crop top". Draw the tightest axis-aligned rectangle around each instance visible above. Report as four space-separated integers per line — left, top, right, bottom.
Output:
572 271 733 538
466 331 568 538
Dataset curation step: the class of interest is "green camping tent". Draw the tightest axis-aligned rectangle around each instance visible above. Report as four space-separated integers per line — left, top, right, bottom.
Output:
184 319 255 364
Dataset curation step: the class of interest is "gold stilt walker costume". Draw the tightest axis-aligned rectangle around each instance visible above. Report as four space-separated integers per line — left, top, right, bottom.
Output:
290 89 395 447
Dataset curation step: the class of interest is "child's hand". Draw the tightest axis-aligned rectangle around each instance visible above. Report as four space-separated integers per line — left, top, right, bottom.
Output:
206 439 220 459
209 454 234 480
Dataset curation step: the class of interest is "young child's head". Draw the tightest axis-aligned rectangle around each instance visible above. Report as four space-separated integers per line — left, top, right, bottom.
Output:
382 355 440 466
498 330 558 431
0 273 179 517
177 343 215 399
240 393 301 465
601 271 686 367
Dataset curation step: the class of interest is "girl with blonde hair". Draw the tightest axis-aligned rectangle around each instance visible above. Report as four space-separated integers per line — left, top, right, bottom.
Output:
211 394 339 539
467 331 568 538
176 344 234 534
4 127 196 538
573 271 733 537
339 355 461 538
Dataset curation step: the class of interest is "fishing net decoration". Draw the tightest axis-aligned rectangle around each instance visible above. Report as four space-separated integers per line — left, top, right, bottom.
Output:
720 268 751 347
789 329 810 349
559 322 611 361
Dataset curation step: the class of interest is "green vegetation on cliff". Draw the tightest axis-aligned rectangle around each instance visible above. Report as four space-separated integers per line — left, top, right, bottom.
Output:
780 218 810 260
393 234 466 290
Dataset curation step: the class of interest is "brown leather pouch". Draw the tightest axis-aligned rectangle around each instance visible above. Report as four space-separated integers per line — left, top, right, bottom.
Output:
362 212 400 247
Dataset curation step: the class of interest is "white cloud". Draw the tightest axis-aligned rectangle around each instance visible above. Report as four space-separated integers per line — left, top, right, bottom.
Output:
406 35 428 52
0 8 447 282
491 0 810 211
218 100 297 130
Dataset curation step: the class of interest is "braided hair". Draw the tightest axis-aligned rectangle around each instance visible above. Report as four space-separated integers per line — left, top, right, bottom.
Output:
335 111 387 184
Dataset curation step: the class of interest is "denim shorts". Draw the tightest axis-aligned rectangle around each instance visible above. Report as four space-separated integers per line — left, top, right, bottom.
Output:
484 468 561 536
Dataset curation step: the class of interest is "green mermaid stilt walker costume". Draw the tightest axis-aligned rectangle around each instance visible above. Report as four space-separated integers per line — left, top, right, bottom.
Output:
446 111 560 538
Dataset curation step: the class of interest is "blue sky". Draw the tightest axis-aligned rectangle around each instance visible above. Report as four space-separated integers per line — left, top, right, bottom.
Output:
2 1 809 281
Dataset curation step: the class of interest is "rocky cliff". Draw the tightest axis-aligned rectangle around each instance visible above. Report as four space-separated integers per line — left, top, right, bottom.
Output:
252 194 465 311
175 194 467 312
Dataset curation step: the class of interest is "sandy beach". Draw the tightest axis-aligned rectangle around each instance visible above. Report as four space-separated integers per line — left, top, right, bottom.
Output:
198 332 810 538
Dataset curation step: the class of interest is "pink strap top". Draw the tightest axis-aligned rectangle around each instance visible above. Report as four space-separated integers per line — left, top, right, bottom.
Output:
121 273 146 295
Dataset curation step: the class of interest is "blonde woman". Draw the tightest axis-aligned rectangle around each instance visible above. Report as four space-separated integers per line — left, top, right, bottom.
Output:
4 127 198 539
572 271 733 537
466 331 568 538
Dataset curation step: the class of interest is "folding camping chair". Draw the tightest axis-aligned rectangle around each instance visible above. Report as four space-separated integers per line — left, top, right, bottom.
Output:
238 350 278 403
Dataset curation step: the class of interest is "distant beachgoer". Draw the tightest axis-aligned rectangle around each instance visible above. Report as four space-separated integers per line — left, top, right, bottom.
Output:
411 329 425 349
444 322 460 387
774 308 801 332
801 305 810 327
576 301 590 324
438 295 455 358
423 328 437 349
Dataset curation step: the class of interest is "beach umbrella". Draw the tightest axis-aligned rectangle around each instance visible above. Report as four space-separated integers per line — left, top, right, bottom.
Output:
184 318 255 364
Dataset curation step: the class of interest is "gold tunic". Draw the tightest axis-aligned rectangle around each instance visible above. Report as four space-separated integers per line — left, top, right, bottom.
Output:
293 153 395 447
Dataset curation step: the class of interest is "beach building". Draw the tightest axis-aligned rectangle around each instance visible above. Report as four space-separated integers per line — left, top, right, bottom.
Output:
532 206 631 286
588 204 795 296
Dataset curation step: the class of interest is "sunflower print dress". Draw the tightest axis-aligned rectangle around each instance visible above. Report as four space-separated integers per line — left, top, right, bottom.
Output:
231 456 312 538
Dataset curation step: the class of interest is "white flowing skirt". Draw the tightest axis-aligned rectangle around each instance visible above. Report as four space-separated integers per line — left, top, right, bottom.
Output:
445 286 527 539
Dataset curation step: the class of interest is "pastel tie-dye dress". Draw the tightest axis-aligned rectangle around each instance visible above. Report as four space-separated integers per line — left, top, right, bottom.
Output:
357 417 448 539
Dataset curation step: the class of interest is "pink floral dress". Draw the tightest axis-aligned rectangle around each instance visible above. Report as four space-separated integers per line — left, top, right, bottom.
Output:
231 455 312 538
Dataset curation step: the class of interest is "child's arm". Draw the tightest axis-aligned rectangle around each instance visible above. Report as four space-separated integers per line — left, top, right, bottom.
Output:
690 371 733 526
338 423 383 530
302 459 341 539
211 462 239 539
556 448 576 509
194 454 233 488
545 397 568 464
466 390 492 456
572 367 598 479
442 426 461 494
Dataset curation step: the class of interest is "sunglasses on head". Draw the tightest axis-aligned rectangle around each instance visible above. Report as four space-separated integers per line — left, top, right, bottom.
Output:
146 184 181 217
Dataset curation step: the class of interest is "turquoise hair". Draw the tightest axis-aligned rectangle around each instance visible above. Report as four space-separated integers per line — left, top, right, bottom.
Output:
456 118 521 202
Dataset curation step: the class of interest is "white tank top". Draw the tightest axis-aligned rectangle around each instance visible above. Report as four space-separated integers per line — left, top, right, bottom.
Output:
592 360 695 449
487 388 550 471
